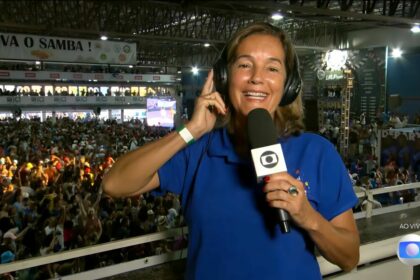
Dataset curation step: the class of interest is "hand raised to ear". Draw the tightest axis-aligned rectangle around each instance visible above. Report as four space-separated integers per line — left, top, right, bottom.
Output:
185 70 227 140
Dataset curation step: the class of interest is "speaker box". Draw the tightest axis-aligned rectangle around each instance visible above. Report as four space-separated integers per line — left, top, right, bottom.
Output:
303 100 319 132
414 265 420 280
388 94 402 110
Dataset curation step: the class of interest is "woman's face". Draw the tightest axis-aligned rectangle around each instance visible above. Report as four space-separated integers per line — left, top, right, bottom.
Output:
228 34 287 119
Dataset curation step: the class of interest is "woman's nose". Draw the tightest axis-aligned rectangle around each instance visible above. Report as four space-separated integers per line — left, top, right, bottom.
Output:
249 67 263 84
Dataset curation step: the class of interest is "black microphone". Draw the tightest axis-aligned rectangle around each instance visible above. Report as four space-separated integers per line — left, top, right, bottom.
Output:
247 108 291 233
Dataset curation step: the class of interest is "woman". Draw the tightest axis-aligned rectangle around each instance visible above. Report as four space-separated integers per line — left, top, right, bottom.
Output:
103 22 359 279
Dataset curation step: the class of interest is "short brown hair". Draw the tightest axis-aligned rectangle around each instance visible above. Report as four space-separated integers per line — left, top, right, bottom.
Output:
218 22 304 137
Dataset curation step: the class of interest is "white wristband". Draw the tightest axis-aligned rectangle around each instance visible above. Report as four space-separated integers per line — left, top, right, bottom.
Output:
178 126 195 145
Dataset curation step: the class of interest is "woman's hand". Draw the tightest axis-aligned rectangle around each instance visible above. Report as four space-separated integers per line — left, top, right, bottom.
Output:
264 172 360 271
186 70 227 140
263 172 317 231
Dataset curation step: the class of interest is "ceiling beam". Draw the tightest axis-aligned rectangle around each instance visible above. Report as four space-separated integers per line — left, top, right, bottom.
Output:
215 1 420 26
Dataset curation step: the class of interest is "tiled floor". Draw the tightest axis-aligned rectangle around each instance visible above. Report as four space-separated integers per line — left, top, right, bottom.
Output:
356 207 420 244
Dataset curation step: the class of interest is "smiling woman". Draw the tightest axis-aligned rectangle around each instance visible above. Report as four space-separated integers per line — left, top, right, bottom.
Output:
102 22 360 280
212 23 304 144
228 33 287 117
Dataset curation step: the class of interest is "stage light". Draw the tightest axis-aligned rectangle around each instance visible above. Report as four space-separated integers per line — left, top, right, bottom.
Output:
325 49 348 70
271 13 283 20
391 48 402 58
192 66 199 75
411 25 420 33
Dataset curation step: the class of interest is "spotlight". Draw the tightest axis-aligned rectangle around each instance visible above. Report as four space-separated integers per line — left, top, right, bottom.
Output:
391 48 402 58
192 66 199 75
411 25 420 33
271 13 283 20
325 50 348 70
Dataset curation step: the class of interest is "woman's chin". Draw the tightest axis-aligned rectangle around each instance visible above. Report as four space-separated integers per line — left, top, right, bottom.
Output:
241 104 270 116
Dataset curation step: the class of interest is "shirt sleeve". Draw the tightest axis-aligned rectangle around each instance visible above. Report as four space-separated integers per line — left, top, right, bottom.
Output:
156 147 189 196
318 142 358 221
155 134 209 198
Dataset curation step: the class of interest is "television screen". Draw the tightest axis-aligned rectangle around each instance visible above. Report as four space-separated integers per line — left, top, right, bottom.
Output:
146 98 176 128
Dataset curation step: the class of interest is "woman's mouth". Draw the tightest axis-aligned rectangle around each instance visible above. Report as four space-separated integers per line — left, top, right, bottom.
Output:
244 91 268 101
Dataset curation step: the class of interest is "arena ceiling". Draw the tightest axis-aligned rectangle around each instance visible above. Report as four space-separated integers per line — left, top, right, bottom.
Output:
0 0 419 69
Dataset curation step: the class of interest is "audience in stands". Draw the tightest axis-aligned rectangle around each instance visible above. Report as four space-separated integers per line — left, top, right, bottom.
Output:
0 117 184 278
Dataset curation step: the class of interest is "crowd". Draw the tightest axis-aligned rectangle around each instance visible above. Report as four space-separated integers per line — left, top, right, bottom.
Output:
0 117 185 279
319 109 420 210
0 112 418 278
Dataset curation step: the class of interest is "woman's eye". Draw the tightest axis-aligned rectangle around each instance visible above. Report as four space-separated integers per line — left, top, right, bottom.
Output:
238 63 250 68
268 67 279 72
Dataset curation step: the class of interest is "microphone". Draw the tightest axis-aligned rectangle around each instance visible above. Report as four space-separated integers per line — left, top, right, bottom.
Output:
246 108 291 233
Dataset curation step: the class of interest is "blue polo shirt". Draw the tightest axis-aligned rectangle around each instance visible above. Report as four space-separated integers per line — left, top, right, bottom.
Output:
157 128 357 280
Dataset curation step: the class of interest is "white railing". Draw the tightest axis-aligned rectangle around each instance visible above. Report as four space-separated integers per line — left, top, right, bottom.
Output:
321 231 420 279
0 182 419 279
0 227 188 276
353 182 420 219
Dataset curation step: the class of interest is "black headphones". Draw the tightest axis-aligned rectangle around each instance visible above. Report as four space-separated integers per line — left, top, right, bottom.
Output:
213 30 302 107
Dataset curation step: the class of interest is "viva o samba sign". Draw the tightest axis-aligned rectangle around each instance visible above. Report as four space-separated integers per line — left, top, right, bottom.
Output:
0 32 136 65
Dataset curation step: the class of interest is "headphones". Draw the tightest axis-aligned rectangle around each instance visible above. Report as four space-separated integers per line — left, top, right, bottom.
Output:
213 28 302 107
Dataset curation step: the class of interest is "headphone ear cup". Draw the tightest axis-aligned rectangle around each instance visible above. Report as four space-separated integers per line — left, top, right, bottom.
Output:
280 54 302 106
213 48 228 100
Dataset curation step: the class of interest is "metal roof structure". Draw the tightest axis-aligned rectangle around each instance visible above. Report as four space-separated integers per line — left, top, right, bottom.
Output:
0 0 419 68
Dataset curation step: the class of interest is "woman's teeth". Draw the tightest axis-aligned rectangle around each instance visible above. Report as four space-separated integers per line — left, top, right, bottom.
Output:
244 92 267 100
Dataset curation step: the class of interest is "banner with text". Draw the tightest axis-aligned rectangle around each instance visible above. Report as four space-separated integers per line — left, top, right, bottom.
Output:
0 32 136 64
